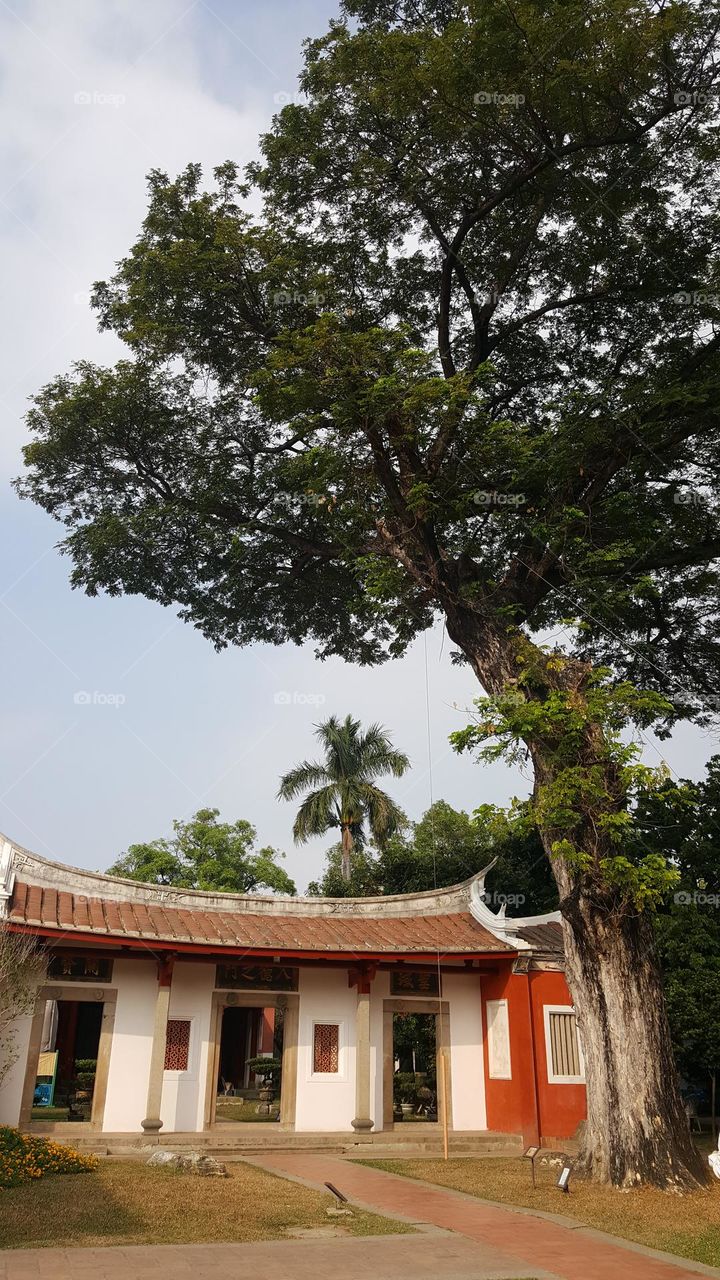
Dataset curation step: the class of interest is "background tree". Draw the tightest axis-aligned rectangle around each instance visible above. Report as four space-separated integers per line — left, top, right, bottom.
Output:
18 0 720 1186
108 807 295 894
632 759 720 1129
0 923 43 1089
308 798 556 913
278 714 409 880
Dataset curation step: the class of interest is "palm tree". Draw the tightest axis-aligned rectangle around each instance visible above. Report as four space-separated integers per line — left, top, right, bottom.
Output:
278 715 410 882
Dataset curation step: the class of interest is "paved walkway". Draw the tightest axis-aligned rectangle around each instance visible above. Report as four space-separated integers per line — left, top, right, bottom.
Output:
0 1234 555 1280
250 1151 720 1280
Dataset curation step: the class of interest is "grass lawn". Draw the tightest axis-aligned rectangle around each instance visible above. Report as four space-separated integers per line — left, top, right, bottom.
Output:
0 1158 412 1250
361 1156 720 1269
214 1097 279 1123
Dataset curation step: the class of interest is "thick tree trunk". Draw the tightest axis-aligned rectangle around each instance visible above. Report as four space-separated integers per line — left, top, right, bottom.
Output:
556 874 705 1187
443 604 707 1188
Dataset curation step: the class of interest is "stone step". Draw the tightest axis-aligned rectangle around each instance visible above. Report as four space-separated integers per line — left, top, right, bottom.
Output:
29 1127 523 1159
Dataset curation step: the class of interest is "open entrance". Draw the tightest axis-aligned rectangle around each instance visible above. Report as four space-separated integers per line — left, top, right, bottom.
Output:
383 998 451 1131
392 1012 438 1122
31 998 103 1123
215 1006 284 1122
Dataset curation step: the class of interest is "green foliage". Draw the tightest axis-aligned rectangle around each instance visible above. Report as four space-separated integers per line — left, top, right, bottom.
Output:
307 798 557 913
278 714 409 878
452 667 680 908
107 807 295 895
16 1 720 920
637 758 720 1076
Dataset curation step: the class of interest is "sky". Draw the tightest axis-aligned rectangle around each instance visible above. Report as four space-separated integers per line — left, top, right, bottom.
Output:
1 0 716 892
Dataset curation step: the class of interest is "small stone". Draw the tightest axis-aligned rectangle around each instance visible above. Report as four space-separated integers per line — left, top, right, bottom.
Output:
326 1206 354 1217
147 1150 228 1177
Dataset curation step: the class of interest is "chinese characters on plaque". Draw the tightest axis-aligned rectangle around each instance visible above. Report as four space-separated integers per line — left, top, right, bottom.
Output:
390 970 440 996
216 963 298 991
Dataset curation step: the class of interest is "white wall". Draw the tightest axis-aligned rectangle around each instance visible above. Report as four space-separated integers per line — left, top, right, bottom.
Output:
102 959 156 1132
445 971 486 1131
295 968 356 1131
160 961 215 1133
0 1008 33 1126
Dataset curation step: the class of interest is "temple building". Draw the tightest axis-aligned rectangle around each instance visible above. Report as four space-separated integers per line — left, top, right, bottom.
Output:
0 835 586 1147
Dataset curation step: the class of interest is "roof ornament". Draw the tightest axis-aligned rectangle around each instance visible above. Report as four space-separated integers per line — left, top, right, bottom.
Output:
0 840 16 919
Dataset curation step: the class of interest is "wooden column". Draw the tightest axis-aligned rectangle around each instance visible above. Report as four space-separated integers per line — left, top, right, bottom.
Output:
350 966 375 1133
141 956 174 1133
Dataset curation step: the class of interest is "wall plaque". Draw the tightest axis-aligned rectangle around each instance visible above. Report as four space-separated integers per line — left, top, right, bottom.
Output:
47 955 113 983
390 969 440 996
216 963 298 991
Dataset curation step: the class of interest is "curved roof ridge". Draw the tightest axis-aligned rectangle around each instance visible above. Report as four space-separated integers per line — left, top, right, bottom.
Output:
0 831 496 920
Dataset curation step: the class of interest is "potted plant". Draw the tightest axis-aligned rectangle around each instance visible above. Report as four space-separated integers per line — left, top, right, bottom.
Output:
244 1054 281 1116
393 1071 417 1117
68 1058 97 1120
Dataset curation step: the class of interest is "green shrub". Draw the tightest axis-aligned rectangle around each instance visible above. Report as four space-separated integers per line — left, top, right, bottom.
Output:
0 1126 97 1188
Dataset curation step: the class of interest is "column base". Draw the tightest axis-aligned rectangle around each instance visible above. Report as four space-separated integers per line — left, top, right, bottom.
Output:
141 1118 164 1132
351 1117 374 1132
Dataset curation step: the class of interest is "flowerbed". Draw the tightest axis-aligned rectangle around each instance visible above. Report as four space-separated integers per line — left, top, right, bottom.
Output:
0 1126 97 1188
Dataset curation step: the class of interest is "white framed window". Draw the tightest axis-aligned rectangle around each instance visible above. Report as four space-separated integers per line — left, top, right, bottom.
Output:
309 1019 347 1081
544 1005 585 1084
486 999 512 1079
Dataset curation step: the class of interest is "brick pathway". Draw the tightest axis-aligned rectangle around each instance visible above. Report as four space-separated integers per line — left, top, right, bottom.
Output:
250 1152 720 1280
0 1235 553 1280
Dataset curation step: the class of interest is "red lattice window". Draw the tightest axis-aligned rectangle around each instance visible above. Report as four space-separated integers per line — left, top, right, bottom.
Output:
313 1023 339 1073
164 1019 191 1071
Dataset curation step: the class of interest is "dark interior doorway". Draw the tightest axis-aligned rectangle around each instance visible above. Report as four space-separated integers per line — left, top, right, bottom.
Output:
32 999 103 1122
216 1005 284 1123
392 1011 437 1122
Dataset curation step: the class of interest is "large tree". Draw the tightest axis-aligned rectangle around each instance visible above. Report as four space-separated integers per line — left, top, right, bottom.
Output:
108 808 296 894
278 714 409 879
17 0 720 1186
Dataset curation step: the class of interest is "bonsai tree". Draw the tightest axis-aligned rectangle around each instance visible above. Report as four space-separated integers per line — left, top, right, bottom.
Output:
246 1056 282 1097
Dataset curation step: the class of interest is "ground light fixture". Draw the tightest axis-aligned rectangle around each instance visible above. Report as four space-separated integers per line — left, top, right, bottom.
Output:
557 1163 573 1194
523 1145 540 1188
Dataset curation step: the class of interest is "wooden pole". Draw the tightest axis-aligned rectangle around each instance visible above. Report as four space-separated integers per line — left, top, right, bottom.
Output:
441 1051 449 1161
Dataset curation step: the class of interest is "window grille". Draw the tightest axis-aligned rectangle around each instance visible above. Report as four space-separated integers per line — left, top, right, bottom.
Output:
164 1019 191 1071
547 1010 582 1079
313 1023 339 1073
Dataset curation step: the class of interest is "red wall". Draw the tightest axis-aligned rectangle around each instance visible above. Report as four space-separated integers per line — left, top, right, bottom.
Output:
481 965 586 1144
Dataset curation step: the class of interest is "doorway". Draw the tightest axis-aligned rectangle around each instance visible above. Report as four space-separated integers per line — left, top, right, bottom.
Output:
31 998 103 1122
382 998 452 1130
392 1011 437 1121
215 1005 284 1123
207 988 297 1131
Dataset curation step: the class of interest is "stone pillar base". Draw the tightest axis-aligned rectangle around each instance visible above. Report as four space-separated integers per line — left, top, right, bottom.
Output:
141 1117 163 1132
351 1117 374 1132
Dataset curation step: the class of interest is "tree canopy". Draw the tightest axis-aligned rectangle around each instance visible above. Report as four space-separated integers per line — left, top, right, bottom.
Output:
107 807 296 895
307 797 557 913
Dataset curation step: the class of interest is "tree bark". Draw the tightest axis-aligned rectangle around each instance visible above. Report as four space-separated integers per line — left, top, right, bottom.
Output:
341 825 353 882
443 603 707 1188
